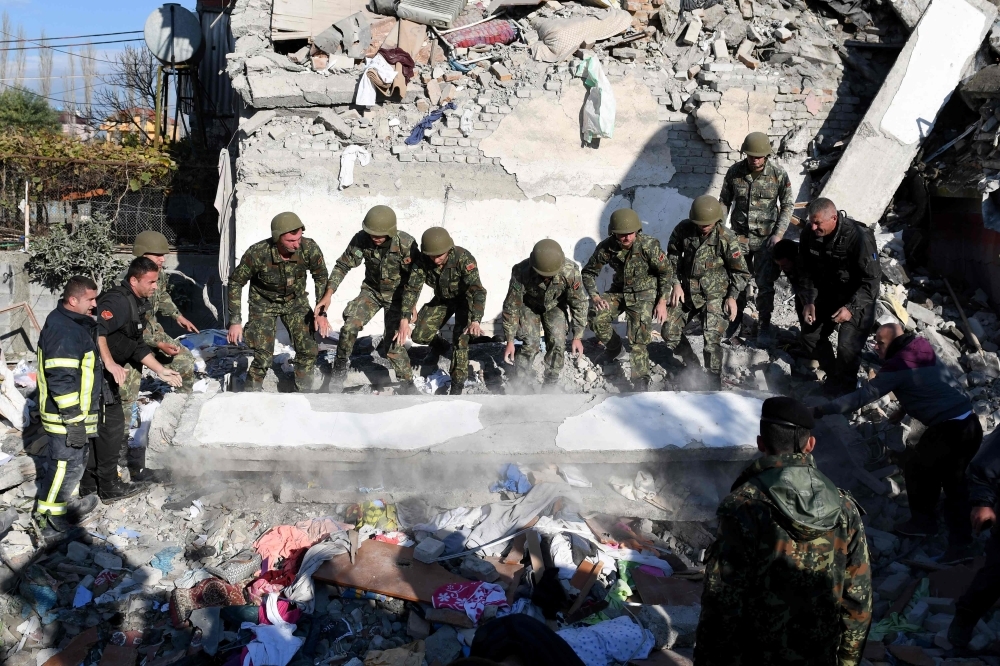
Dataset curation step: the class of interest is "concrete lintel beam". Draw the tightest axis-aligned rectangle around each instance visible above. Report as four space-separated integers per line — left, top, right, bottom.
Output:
819 0 997 226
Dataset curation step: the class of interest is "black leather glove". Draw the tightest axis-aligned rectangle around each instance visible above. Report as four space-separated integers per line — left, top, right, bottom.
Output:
66 423 89 449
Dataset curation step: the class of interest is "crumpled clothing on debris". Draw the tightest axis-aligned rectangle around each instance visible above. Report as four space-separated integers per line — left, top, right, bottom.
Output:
490 462 532 494
446 19 518 48
254 525 315 572
378 47 415 81
356 54 399 106
467 483 582 557
283 532 352 613
557 615 655 666
363 639 425 666
171 578 246 627
412 506 485 535
868 612 921 642
404 102 456 145
348 500 398 530
295 517 353 542
339 145 371 189
242 593 304 666
530 9 631 63
433 581 509 624
175 568 214 589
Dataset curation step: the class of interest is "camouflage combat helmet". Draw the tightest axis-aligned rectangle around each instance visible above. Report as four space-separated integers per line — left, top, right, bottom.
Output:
608 208 642 235
421 227 454 256
271 211 304 242
530 239 565 277
132 230 169 256
690 195 725 226
361 205 397 237
742 132 772 157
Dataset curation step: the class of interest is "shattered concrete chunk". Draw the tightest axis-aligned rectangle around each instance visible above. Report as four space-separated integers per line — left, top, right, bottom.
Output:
637 604 700 650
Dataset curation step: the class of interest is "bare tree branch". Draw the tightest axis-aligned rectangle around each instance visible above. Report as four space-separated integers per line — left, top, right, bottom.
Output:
82 43 96 118
13 25 25 87
63 48 75 113
95 45 158 142
38 30 53 98
0 13 10 83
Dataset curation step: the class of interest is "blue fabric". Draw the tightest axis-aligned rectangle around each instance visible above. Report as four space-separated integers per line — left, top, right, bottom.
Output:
151 545 183 574
404 102 456 145
490 463 532 494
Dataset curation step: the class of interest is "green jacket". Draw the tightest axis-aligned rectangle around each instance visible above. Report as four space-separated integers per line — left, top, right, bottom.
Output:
720 158 794 247
667 221 750 308
403 246 487 322
502 258 589 341
227 237 329 324
327 230 418 303
695 453 872 666
581 232 671 305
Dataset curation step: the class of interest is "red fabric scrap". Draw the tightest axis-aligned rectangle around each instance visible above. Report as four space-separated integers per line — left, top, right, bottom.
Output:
378 47 416 82
258 597 302 626
446 20 518 49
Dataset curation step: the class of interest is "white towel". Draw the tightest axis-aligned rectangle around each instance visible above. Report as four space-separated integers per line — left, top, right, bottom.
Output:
355 54 398 106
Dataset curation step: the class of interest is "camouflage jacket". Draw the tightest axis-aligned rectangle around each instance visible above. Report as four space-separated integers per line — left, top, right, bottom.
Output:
581 232 671 305
327 231 418 303
667 221 751 308
403 246 487 322
502 258 589 341
720 158 794 247
695 453 872 666
227 237 329 324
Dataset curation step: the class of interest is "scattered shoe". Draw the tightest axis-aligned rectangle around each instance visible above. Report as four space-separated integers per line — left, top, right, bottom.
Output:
596 334 623 366
99 478 148 504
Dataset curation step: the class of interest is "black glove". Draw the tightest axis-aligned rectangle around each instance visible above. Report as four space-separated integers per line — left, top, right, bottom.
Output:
66 423 89 449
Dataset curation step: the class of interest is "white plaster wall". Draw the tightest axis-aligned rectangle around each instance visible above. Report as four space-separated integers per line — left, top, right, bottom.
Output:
234 186 693 335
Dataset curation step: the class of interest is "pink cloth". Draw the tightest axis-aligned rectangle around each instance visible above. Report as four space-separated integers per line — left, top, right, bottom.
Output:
258 597 302 626
294 517 353 542
254 525 314 572
432 581 509 624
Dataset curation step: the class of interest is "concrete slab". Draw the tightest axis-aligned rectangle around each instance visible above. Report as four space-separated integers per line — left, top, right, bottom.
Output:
148 389 766 520
820 0 996 226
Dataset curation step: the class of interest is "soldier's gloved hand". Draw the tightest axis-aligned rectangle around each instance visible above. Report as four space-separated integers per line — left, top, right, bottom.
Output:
669 284 685 308
157 369 183 388
503 340 516 364
592 295 610 312
724 297 738 322
66 423 89 449
571 338 584 357
228 324 244 345
653 299 668 324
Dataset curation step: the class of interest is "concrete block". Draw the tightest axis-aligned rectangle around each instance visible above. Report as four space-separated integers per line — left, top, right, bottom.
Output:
66 541 90 563
637 604 700 649
924 612 954 633
459 556 500 582
737 40 759 69
681 19 702 45
414 538 446 563
906 601 929 627
924 597 956 613
865 527 899 554
876 571 910 600
906 301 937 326
94 551 123 570
240 109 276 136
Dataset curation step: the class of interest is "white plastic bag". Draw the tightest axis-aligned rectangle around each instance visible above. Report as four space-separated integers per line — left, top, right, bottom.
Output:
576 55 616 143
0 348 28 430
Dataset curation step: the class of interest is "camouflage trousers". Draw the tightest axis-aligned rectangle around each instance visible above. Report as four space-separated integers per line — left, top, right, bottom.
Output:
336 287 412 381
729 240 779 336
120 322 196 446
511 305 569 382
411 298 471 384
589 294 652 381
662 298 728 374
244 300 318 392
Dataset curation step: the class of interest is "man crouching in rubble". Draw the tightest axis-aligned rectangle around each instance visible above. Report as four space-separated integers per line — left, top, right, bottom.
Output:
695 396 872 665
814 323 982 562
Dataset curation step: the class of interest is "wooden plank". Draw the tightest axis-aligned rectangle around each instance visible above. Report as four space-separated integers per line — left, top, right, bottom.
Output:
566 562 602 617
313 540 468 603
570 560 602 589
632 569 703 606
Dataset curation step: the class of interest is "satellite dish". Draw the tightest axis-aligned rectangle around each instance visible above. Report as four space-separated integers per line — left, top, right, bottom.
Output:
144 3 203 65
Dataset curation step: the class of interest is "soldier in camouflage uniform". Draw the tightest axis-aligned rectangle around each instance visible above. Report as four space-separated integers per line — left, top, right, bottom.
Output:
662 195 750 389
313 206 419 393
582 209 671 392
227 212 328 392
404 227 487 395
695 396 872 666
119 231 198 479
501 239 588 388
720 132 794 344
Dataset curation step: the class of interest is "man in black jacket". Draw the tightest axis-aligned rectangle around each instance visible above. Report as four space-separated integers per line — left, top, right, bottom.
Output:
91 257 182 501
34 276 103 537
948 429 1000 647
797 198 881 394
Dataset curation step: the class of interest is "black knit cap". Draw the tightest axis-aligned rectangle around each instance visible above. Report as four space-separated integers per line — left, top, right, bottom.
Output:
761 396 815 430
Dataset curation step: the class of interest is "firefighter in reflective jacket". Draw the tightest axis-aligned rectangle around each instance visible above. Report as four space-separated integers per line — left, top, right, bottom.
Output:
34 276 103 534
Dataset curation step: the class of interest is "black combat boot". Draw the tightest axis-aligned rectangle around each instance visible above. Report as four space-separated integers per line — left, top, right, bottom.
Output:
704 372 722 391
948 611 978 648
330 357 348 391
596 332 623 365
395 381 418 395
450 381 465 395
425 336 450 367
98 478 147 504
633 376 651 392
